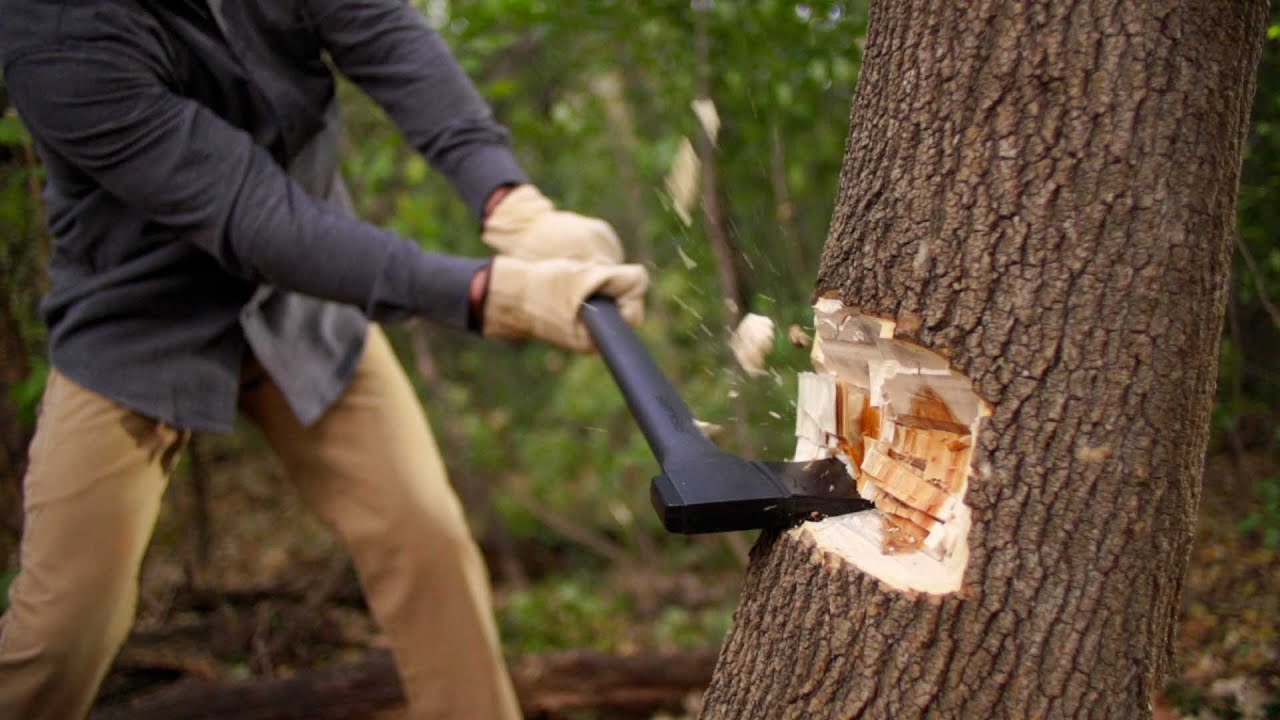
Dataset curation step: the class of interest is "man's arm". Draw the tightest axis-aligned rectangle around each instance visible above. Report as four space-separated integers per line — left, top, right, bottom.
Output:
4 42 481 327
307 2 628 265
305 0 528 218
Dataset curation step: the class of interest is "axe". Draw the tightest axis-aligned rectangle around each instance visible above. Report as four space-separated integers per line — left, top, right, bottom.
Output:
580 297 873 534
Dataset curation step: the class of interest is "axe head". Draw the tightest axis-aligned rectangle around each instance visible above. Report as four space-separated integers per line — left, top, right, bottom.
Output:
650 454 873 534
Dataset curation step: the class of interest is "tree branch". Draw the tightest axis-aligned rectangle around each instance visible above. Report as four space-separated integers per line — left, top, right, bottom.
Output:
1235 233 1280 331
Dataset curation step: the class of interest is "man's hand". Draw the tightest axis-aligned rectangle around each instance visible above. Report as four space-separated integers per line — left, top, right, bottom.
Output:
481 256 647 352
482 185 624 264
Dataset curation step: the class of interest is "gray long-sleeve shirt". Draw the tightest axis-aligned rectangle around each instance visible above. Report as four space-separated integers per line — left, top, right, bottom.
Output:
0 0 528 431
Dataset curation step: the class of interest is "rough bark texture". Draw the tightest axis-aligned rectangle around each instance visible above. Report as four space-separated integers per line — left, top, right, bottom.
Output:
700 2 1267 719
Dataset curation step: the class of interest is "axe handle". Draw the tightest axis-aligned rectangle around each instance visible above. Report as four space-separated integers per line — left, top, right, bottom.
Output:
580 296 715 465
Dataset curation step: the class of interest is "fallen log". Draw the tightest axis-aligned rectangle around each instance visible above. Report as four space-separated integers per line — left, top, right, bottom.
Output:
513 647 716 717
91 646 718 720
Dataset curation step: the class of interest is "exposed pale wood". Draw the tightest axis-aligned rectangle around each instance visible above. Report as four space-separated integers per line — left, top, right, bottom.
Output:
795 372 836 440
794 510 971 595
793 299 984 592
834 384 865 453
859 440 951 520
880 512 929 553
890 417 973 494
872 488 940 532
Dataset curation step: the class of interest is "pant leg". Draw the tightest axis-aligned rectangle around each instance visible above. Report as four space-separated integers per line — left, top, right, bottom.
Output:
239 326 521 720
0 370 185 720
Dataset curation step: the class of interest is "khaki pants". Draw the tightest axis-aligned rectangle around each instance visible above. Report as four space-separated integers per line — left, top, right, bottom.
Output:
0 327 521 720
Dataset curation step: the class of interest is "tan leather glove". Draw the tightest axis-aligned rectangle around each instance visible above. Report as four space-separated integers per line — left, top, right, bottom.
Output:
482 185 624 264
483 256 647 352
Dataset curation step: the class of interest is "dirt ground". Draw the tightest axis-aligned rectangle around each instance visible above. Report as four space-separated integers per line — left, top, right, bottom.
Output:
1163 452 1280 719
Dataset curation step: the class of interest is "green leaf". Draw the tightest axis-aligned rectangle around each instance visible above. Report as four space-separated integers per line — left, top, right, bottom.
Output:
0 114 31 146
9 360 48 429
0 568 17 611
1238 514 1262 533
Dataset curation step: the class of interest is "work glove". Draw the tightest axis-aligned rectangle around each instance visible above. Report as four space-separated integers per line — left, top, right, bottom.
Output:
483 256 648 353
482 185 625 264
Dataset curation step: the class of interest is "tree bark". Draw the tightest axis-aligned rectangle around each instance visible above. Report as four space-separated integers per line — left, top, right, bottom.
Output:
700 2 1267 719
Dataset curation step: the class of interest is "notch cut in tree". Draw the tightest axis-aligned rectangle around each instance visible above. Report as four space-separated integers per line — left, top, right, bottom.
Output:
699 2 1268 718
793 297 988 594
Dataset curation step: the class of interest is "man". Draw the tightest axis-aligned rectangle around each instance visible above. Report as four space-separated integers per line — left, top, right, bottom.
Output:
0 1 648 718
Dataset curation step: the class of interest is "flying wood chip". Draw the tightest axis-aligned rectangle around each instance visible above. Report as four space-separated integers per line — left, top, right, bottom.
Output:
664 137 700 227
787 324 812 348
729 313 775 377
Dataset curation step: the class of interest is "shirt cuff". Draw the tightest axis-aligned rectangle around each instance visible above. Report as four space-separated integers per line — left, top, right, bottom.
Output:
367 241 488 330
445 144 530 219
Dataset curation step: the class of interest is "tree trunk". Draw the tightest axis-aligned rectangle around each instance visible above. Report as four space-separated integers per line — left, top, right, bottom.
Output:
700 2 1267 719
694 1 751 322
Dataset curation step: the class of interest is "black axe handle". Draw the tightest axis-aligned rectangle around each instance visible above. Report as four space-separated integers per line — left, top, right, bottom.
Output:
579 296 716 465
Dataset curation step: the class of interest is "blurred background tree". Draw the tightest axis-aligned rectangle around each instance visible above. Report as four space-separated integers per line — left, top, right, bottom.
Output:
0 2 1276 717
1229 18 1280 458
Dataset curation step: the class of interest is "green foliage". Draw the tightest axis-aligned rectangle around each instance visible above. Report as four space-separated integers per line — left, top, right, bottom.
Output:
0 106 49 403
0 114 30 147
8 359 47 429
497 571 736 655
1239 476 1280 550
652 603 734 650
0 567 16 611
499 574 631 653
1228 6 1280 452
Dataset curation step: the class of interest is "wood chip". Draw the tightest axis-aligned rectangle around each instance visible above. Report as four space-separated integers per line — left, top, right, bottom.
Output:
880 513 928 554
694 419 723 439
874 491 942 532
787 324 812 348
664 137 699 226
729 313 775 377
860 441 952 519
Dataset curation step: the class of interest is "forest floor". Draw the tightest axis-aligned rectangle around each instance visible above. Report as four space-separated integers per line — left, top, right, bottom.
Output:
90 437 1279 719
1162 452 1280 720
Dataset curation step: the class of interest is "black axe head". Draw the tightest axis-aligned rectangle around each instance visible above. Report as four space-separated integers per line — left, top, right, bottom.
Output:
650 454 873 534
